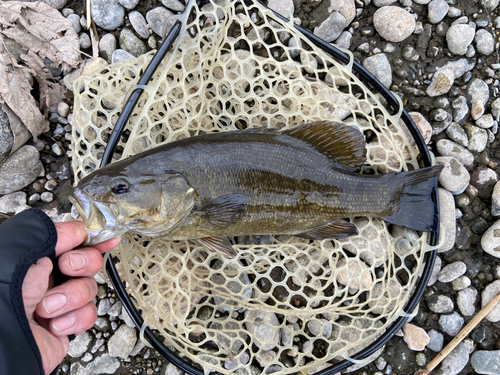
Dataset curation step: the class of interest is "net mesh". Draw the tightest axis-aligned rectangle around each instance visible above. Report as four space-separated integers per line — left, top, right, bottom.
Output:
71 0 435 373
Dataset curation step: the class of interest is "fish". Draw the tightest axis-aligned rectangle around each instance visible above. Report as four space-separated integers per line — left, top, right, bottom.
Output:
69 121 443 257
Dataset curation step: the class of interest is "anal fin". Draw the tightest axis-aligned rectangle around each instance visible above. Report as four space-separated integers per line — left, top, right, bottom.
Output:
197 236 237 258
296 220 358 240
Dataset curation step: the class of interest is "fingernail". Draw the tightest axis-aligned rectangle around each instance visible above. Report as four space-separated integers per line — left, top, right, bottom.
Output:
43 293 68 315
70 253 87 271
53 314 76 332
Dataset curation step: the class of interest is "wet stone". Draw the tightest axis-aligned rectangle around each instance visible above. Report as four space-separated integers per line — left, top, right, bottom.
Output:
436 139 474 166
426 329 444 352
471 350 500 375
313 12 347 43
446 123 468 147
128 11 149 39
451 96 469 123
475 29 495 56
373 6 415 43
482 280 500 322
438 340 474 375
457 287 477 316
403 323 429 351
446 24 475 55
426 67 454 97
438 261 467 283
427 294 454 313
439 311 464 336
428 0 449 24
435 157 469 195
362 53 392 88
91 0 125 31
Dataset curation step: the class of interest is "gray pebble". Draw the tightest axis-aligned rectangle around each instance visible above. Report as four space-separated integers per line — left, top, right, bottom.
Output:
0 192 27 214
470 167 498 199
451 96 469 123
436 139 474 166
464 123 488 153
437 188 456 253
414 0 431 3
483 0 500 10
439 311 464 336
99 33 117 63
81 353 93 362
128 11 149 39
492 98 500 122
475 29 495 55
245 310 280 350
51 143 64 156
0 146 41 195
476 114 495 129
0 106 13 162
44 179 57 191
438 340 473 375
120 306 136 328
118 0 139 9
452 16 469 25
428 256 442 286
427 294 454 313
481 220 500 259
97 298 112 316
482 281 500 322
466 78 490 107
457 287 477 316
402 44 419 61
91 0 125 31
119 28 147 57
446 24 475 55
57 102 69 118
373 0 397 6
451 276 471 291
335 31 352 50
375 356 387 370
444 58 475 79
161 0 186 12
61 8 74 17
164 362 185 375
471 350 500 375
108 301 123 317
428 0 449 24
362 53 392 88
426 329 444 352
426 67 454 97
492 181 500 216
80 33 91 49
41 0 67 9
67 14 81 33
41 192 53 203
28 193 40 205
471 100 485 121
314 12 347 43
108 324 137 358
111 49 135 63
435 157 469 195
446 123 468 147
94 316 111 332
438 261 467 283
146 7 174 36
447 7 462 17
67 332 92 358
71 353 120 374
416 353 426 367
373 6 415 43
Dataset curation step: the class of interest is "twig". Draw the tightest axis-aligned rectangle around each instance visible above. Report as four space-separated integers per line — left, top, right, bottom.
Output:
414 290 500 375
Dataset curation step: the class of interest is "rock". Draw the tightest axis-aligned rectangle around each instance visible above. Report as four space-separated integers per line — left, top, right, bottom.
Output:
70 353 120 375
80 33 91 49
481 281 500 322
0 106 13 163
164 362 185 375
492 98 500 121
437 340 473 375
464 123 488 153
245 310 280 350
402 323 429 351
475 29 495 55
328 0 356 25
267 0 294 16
313 12 347 43
118 0 139 9
121 306 136 328
67 14 81 33
444 58 475 79
466 78 490 107
409 112 432 144
107 301 123 317
428 256 442 286
57 102 69 118
437 188 456 252
108 324 137 358
63 58 108 91
438 261 466 283
99 33 117 63
427 329 444 352
426 67 454 97
451 96 469 123
446 24 475 55
471 100 485 121
146 7 174 36
0 146 41 195
427 294 454 313
67 332 92 358
335 257 374 293
476 114 495 129
470 167 498 199
492 182 500 216
0 192 27 214
457 287 477 316
446 123 468 147
436 139 474 166
111 49 136 63
119 28 147 57
428 0 449 24
471 350 500 375
362 53 392 88
128 11 149 39
435 157 469 195
97 298 112 316
91 0 125 31
451 275 471 291
40 192 53 203
373 6 416 43
41 0 67 9
439 312 464 336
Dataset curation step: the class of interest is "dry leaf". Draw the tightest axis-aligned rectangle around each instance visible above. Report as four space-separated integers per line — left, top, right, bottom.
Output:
0 0 82 142
2 103 30 154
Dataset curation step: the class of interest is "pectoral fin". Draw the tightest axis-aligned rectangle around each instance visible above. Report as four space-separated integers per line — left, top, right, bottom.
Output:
297 220 358 240
200 194 248 230
197 236 237 258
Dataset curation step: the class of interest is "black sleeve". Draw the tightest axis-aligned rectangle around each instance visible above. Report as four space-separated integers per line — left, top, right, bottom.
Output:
0 208 58 375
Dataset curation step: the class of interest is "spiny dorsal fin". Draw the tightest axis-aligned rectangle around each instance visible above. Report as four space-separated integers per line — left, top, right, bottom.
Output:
282 121 366 171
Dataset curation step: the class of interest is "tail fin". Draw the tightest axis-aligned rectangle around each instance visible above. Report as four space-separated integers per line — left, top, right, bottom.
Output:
382 165 443 232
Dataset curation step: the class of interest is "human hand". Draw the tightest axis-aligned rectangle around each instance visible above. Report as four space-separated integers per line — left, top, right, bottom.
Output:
22 221 121 375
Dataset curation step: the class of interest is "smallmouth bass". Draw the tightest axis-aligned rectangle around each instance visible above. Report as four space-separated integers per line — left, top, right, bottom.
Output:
70 121 442 257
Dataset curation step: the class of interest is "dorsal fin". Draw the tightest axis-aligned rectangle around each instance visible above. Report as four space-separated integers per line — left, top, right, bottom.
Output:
282 121 366 171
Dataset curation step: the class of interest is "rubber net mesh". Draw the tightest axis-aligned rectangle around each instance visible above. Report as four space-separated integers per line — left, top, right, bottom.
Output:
71 0 436 373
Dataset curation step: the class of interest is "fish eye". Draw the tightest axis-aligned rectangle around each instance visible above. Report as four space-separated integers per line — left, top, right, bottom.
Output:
111 179 130 194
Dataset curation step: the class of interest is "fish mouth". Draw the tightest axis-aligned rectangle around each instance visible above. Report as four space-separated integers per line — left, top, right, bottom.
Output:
69 188 121 245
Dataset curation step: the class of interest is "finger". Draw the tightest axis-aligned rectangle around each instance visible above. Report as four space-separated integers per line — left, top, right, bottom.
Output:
58 248 103 277
35 277 97 319
91 236 122 253
23 257 53 317
54 221 88 256
50 301 97 336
